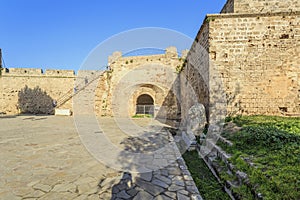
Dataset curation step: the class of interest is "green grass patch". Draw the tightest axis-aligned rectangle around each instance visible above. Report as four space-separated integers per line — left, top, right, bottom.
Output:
132 114 153 118
221 115 300 200
183 150 231 200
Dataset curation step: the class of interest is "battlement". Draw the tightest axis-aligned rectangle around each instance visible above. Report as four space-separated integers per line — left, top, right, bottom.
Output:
44 69 75 76
221 0 234 14
2 68 75 77
108 47 188 66
221 0 300 14
4 68 43 75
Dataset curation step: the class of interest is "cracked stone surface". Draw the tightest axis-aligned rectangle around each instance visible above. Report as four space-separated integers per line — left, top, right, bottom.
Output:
0 116 203 199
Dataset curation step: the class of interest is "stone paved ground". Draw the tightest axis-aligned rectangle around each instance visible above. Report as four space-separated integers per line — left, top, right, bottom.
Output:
0 115 202 199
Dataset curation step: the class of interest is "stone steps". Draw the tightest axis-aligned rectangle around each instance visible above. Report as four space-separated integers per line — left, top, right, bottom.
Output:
197 127 265 200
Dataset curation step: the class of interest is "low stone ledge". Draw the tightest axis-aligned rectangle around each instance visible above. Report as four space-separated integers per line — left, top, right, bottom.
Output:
55 109 72 116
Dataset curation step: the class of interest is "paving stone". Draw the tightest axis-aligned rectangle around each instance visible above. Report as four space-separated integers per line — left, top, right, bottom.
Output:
139 172 153 182
99 177 118 188
179 164 187 170
112 185 120 194
177 192 190 200
153 194 173 200
154 154 163 159
133 191 154 200
154 175 172 185
23 190 45 198
0 191 22 200
116 190 131 199
74 194 89 200
87 194 101 200
185 181 195 186
39 191 78 199
116 183 128 191
33 183 52 192
152 179 169 189
127 187 139 196
191 194 204 200
178 190 189 196
85 186 99 195
168 168 182 175
164 191 177 199
186 185 199 194
52 183 66 192
182 169 191 176
11 186 34 197
99 192 111 199
168 184 184 192
160 169 169 177
78 184 92 194
74 176 96 185
175 180 185 187
183 175 194 181
136 179 164 196
27 180 40 187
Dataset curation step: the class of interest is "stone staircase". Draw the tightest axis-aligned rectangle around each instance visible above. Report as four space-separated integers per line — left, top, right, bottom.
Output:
72 71 104 115
197 127 263 200
55 70 104 115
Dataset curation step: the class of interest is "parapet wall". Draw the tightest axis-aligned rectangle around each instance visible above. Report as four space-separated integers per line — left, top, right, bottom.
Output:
221 0 300 14
3 68 75 77
221 0 234 14
0 68 76 115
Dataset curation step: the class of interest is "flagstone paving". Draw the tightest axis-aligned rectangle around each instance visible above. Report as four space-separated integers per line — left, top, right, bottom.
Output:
0 115 202 199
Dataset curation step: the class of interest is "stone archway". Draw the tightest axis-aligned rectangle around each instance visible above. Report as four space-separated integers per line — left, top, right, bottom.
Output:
136 94 154 115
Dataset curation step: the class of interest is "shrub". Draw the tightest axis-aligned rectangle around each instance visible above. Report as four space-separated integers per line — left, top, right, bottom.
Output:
18 85 54 114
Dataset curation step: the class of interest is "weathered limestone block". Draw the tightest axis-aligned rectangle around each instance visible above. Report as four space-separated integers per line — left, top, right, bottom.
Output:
186 103 207 136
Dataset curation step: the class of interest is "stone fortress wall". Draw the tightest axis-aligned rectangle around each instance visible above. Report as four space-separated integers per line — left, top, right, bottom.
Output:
221 0 300 14
182 0 300 123
0 68 75 115
0 0 299 122
0 47 186 119
94 47 187 119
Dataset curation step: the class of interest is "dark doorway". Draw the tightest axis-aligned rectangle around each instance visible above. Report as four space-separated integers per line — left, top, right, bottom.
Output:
136 94 154 116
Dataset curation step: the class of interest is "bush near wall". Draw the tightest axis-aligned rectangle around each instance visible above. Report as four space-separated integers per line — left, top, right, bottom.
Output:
18 85 54 114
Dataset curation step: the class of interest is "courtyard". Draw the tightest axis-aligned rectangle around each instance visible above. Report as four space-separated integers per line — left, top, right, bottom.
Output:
0 115 202 199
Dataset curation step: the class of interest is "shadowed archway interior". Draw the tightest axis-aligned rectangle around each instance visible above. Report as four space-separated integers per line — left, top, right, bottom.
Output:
136 94 154 115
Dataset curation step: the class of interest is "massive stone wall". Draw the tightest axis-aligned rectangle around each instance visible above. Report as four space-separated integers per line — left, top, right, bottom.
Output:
182 1 300 122
95 47 184 120
208 12 300 116
221 0 300 14
0 68 75 115
180 22 210 125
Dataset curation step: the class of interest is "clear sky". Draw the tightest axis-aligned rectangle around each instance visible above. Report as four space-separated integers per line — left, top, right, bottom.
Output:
0 0 227 71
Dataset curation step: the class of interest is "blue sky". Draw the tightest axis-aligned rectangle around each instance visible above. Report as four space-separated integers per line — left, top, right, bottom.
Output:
0 0 227 71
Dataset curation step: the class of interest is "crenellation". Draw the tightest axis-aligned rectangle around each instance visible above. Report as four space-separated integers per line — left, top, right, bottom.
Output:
44 69 75 77
221 0 234 14
221 0 300 14
4 68 43 76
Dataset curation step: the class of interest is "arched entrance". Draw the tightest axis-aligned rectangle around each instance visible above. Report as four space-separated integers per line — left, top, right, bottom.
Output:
136 94 154 116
